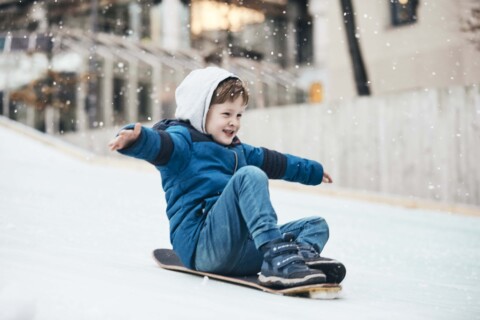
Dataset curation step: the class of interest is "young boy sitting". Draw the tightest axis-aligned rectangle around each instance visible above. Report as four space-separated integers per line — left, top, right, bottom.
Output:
109 66 346 288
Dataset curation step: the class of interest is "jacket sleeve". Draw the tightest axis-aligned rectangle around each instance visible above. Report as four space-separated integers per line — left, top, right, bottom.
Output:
116 124 188 171
243 144 324 186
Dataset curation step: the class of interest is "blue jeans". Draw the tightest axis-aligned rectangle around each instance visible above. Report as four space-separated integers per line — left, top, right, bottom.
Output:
194 166 329 276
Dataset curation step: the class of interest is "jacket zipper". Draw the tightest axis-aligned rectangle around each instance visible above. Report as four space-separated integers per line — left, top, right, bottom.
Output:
232 150 238 173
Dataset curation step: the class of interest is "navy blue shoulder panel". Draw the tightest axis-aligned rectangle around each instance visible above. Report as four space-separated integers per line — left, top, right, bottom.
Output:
153 119 212 143
261 147 287 179
152 119 184 131
188 128 212 142
150 119 217 166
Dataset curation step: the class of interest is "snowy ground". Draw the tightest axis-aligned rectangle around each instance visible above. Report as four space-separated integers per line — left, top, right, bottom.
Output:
1 119 479 320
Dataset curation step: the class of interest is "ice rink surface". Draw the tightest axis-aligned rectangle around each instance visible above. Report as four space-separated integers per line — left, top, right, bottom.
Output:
1 121 479 320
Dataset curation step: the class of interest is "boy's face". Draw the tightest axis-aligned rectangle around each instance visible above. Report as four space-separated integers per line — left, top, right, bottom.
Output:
205 96 246 146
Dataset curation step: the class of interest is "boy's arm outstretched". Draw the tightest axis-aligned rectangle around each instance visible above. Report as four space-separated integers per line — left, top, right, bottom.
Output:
108 121 189 171
243 144 333 186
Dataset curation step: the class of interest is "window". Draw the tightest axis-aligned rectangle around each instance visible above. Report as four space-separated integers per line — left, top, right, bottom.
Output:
390 0 419 26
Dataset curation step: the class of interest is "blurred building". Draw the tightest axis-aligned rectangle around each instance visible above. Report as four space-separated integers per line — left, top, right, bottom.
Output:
325 0 480 100
0 0 479 134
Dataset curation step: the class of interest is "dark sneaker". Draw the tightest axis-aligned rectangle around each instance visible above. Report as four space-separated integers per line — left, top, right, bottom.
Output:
298 244 346 284
258 240 326 288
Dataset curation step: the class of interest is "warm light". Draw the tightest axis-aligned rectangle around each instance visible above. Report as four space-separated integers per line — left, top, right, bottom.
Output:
309 82 323 103
398 0 409 5
191 0 265 35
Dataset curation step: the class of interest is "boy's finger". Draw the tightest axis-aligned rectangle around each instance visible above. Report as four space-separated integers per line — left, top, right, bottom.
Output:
107 139 116 150
109 141 119 151
108 136 124 151
133 123 142 136
323 173 333 183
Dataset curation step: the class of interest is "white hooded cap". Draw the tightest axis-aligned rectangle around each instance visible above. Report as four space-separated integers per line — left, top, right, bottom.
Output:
175 66 237 133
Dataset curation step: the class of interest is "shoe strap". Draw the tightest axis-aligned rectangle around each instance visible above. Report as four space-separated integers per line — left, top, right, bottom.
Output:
272 254 305 270
297 243 316 252
264 242 298 260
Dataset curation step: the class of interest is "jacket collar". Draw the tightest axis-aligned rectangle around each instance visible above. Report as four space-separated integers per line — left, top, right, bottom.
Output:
153 119 241 147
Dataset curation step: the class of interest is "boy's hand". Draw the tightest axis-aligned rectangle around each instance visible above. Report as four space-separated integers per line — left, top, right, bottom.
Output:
322 172 333 184
108 123 141 151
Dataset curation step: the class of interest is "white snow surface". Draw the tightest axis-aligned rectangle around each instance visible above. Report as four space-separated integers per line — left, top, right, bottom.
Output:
1 121 479 320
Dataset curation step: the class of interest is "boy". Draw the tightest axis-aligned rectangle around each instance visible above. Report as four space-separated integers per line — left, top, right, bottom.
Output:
109 67 346 288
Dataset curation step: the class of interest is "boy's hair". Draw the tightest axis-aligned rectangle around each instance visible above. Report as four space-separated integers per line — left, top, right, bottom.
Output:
210 77 249 106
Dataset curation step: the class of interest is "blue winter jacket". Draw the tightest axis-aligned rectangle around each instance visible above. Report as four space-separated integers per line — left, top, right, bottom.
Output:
119 119 324 269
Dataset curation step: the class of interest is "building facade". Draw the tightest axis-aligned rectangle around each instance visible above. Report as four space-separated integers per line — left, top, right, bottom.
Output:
0 0 479 134
324 0 480 100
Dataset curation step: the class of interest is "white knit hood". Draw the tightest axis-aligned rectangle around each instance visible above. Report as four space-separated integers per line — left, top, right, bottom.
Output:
174 66 237 133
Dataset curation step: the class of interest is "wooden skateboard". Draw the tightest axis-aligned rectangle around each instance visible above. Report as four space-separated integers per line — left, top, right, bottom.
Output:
153 248 341 299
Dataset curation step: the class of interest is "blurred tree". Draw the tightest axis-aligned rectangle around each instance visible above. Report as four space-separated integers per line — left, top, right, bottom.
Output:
340 0 370 96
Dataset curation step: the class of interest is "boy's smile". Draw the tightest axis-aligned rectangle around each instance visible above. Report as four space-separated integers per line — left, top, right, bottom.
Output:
205 96 246 146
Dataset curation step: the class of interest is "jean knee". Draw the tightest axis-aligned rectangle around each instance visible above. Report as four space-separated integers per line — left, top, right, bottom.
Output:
302 216 329 244
235 166 268 184
312 216 329 236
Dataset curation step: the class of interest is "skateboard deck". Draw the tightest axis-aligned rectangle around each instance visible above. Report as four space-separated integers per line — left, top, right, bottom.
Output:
153 248 341 299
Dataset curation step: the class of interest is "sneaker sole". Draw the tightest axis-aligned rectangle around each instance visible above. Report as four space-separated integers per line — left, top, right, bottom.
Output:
258 273 326 288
